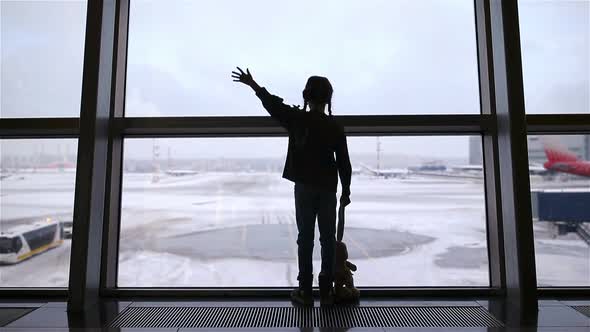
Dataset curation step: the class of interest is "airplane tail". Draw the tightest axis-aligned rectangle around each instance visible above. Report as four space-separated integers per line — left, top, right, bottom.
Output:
542 138 579 163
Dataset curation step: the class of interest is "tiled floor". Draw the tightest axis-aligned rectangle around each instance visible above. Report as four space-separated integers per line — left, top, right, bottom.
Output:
0 298 588 331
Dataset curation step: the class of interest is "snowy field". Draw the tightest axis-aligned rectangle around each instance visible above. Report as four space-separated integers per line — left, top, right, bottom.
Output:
0 171 588 287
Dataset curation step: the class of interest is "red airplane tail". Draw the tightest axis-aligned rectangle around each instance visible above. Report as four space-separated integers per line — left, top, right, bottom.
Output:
543 141 579 163
540 137 590 178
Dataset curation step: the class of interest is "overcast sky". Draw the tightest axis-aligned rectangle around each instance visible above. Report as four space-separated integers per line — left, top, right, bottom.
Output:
0 0 588 160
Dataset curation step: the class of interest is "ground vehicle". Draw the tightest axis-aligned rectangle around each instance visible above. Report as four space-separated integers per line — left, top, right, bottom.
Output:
61 220 73 239
0 219 64 264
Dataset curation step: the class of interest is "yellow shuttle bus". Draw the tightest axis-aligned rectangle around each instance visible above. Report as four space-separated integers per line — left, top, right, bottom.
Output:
0 219 64 264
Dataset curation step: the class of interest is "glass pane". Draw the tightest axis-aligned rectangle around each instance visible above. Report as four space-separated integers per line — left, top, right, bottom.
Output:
125 0 480 117
0 1 87 117
118 136 488 287
0 139 77 287
528 135 590 286
519 0 590 114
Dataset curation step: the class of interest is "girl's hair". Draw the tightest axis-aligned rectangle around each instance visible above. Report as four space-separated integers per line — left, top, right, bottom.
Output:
302 76 333 116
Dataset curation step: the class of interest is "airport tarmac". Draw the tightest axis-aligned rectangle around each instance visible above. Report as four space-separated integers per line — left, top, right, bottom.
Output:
0 171 588 287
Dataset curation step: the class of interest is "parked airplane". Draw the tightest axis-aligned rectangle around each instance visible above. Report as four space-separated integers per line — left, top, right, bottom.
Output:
459 139 590 178
543 142 590 178
353 138 590 180
360 163 408 178
165 169 199 177
453 164 549 176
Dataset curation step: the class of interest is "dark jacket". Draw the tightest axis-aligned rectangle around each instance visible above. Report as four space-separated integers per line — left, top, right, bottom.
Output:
255 87 351 195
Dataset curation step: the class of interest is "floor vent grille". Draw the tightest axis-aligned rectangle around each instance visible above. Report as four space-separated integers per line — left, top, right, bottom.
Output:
572 305 590 318
109 306 504 328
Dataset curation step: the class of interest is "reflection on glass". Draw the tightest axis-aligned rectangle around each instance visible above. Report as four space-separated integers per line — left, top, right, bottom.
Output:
528 135 590 286
0 139 77 287
0 1 87 117
126 0 480 116
519 0 590 114
118 136 489 287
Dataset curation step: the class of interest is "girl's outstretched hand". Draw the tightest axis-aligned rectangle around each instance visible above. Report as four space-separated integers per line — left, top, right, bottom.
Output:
231 67 256 87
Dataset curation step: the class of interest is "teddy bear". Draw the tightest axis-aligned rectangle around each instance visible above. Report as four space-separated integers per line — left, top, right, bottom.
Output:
333 241 360 303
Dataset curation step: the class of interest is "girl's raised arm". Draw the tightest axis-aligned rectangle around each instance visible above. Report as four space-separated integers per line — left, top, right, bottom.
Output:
231 66 303 130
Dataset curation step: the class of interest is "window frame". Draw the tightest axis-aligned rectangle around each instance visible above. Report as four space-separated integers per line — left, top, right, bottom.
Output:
104 0 498 294
0 0 588 305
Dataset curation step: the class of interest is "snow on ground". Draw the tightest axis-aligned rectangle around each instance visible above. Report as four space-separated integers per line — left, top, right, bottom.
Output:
0 172 75 223
0 171 588 287
0 240 71 287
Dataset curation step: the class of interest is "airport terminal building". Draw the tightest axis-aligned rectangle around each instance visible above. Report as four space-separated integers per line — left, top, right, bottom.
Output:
0 0 588 330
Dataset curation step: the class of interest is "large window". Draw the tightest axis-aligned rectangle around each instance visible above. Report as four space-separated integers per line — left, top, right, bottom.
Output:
125 0 480 117
0 139 77 287
118 136 488 287
4 0 587 299
528 135 590 286
519 0 590 114
0 0 87 118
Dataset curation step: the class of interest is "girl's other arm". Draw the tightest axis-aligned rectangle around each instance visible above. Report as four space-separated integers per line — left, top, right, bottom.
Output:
336 133 352 206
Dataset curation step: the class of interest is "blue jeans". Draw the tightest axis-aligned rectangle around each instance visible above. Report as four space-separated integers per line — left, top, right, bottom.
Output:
294 183 337 287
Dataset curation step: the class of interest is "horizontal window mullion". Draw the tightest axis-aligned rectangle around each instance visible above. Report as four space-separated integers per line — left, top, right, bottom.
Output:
118 115 493 137
0 289 68 297
527 114 590 134
0 118 80 138
538 288 590 297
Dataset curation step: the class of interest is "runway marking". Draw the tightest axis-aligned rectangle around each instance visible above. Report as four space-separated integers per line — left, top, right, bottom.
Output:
344 232 373 260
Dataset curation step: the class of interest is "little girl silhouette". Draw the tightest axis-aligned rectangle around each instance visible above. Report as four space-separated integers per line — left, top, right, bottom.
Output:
232 67 352 306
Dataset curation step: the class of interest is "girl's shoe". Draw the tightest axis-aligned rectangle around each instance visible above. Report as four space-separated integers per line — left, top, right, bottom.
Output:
290 288 313 306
